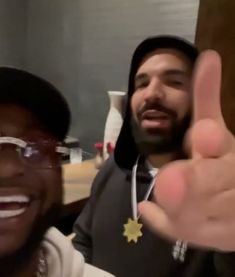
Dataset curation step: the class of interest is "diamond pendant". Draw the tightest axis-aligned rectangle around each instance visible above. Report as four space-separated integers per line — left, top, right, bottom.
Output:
123 218 143 243
172 240 187 262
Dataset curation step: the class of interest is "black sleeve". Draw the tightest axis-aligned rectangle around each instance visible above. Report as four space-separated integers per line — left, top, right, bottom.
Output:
214 252 235 276
72 198 93 263
72 156 114 263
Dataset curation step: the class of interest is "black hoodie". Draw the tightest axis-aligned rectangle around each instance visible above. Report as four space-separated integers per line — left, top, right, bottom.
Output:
73 36 235 277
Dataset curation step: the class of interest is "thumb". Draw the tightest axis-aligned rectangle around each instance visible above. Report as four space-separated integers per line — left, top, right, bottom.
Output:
138 201 174 240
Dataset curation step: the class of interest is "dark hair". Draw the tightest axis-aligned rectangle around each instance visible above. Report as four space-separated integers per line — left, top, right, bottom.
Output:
128 35 198 97
115 35 199 169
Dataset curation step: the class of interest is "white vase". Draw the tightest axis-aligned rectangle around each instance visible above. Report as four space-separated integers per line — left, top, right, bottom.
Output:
103 91 126 160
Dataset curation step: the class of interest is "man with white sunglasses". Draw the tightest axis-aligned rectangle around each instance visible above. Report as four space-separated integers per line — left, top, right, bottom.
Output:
0 67 113 277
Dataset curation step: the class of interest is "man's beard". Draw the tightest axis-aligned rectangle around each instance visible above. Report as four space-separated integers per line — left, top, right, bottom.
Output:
131 109 191 156
0 203 62 276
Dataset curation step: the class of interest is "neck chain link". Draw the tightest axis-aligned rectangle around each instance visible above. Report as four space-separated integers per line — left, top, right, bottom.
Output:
36 248 47 277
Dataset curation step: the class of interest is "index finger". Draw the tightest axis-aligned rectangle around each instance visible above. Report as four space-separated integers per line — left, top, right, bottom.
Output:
193 50 224 125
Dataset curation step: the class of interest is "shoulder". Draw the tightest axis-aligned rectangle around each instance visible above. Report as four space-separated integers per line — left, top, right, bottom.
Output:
91 154 122 193
83 263 115 277
44 228 114 277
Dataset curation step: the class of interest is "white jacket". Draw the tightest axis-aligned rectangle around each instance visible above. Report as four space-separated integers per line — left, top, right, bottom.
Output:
43 227 114 277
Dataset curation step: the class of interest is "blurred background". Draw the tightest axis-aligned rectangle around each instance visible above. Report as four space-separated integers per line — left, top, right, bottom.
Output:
1 0 234 156
0 0 199 155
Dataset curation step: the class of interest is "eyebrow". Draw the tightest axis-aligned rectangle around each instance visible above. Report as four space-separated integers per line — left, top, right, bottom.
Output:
162 69 188 77
134 73 148 84
135 69 188 81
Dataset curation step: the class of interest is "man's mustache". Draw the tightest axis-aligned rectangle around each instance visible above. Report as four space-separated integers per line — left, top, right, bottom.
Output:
137 102 177 120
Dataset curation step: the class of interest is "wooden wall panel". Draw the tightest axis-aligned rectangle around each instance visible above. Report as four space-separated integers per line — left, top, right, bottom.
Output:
195 0 235 133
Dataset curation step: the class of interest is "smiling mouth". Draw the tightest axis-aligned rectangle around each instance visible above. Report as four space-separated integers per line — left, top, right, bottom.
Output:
0 195 30 219
140 110 171 129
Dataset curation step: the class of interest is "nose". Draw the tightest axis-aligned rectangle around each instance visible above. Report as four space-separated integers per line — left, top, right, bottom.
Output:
144 77 165 102
0 149 24 178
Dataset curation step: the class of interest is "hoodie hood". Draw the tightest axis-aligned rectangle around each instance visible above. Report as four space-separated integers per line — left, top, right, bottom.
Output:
114 35 199 170
43 227 114 277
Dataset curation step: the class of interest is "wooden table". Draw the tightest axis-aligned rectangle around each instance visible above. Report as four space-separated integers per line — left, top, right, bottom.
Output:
57 159 98 234
63 159 98 204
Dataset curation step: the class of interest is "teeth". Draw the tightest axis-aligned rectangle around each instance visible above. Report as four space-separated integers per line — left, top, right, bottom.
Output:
147 115 167 119
0 195 29 203
144 114 167 120
0 208 26 218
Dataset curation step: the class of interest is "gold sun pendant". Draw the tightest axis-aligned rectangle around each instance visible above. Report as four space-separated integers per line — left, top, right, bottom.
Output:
123 218 143 243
